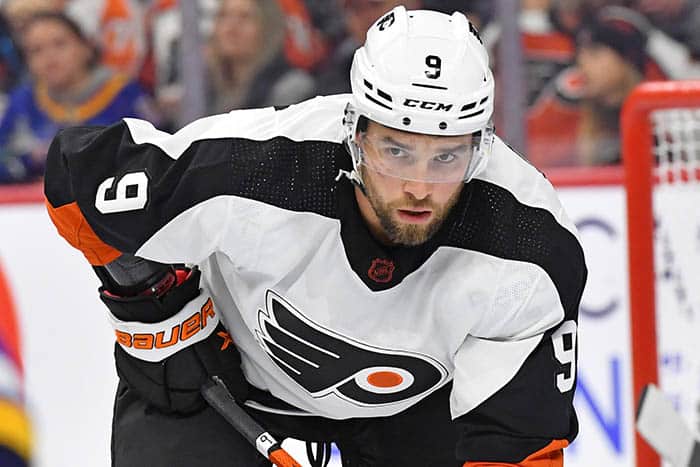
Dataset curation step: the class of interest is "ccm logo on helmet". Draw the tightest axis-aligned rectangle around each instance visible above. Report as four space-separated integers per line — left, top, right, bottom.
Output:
116 298 216 349
403 99 453 111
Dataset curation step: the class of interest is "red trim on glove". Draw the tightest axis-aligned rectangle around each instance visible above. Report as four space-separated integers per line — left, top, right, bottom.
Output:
175 268 191 286
102 268 189 299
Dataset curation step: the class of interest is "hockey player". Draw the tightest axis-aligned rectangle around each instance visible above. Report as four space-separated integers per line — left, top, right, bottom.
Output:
44 7 586 466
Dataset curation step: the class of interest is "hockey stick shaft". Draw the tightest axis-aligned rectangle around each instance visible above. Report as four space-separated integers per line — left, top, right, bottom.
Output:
202 376 303 467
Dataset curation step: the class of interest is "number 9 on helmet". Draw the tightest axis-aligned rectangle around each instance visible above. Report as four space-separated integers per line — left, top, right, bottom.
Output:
344 6 495 185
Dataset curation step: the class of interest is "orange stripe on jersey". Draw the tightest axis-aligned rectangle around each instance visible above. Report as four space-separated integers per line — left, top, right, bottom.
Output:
463 439 568 467
45 199 122 266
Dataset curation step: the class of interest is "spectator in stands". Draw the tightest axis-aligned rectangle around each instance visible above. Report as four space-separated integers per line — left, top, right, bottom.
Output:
57 0 147 77
526 7 653 167
549 0 587 36
204 0 315 114
315 0 421 96
574 10 649 165
0 12 157 184
480 0 579 160
487 0 579 109
275 0 336 72
526 65 584 168
546 0 697 79
0 12 24 103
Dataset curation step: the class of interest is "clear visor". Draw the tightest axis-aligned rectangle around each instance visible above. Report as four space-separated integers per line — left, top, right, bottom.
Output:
357 132 479 183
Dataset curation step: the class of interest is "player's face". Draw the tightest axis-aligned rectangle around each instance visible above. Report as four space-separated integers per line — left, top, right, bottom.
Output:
355 122 468 246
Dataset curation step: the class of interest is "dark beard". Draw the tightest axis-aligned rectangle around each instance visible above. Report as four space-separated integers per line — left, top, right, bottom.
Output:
362 169 462 246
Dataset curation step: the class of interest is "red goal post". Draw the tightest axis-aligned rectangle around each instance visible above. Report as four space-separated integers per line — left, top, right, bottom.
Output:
622 80 700 467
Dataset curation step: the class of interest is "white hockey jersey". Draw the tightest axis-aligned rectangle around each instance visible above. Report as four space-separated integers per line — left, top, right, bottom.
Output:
45 94 586 461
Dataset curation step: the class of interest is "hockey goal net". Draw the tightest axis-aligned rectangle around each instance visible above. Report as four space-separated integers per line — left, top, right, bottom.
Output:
622 81 700 467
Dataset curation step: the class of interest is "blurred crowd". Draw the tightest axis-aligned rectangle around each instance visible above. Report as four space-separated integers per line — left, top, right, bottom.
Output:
0 0 697 185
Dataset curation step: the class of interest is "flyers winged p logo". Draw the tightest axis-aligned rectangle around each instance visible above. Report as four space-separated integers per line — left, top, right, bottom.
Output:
255 290 447 406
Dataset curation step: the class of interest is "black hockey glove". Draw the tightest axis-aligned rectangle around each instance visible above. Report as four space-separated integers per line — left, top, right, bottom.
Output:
98 259 248 415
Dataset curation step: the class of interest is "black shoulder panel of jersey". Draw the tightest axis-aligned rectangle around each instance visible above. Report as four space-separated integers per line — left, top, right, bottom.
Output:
444 179 587 316
226 137 348 218
45 125 110 208
45 120 349 254
445 179 584 462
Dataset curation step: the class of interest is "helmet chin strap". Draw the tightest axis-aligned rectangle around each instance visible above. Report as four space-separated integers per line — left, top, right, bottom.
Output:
335 168 365 190
338 102 367 194
336 140 367 195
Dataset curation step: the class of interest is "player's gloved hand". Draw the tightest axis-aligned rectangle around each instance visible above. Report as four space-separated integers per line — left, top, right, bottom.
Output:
97 256 248 414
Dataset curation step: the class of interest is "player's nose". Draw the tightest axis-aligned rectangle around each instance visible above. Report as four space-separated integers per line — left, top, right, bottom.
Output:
402 179 433 200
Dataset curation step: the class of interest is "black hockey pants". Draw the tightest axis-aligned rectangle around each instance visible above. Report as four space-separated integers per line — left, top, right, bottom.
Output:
111 380 462 467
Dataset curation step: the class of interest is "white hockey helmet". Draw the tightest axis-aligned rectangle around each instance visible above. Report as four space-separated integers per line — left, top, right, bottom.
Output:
344 6 495 184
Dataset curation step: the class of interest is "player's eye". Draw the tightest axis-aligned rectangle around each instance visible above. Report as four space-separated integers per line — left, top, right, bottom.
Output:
384 146 407 158
434 153 457 163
